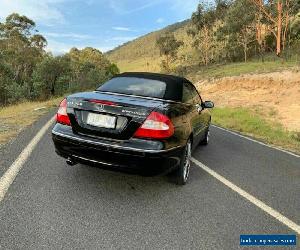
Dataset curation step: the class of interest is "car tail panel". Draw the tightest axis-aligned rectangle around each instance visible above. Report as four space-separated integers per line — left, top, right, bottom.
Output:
65 91 164 140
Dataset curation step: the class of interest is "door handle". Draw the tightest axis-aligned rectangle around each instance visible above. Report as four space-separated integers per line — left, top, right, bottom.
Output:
195 104 202 113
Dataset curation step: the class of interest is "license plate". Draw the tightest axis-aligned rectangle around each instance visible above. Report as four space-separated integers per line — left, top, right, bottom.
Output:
86 113 116 129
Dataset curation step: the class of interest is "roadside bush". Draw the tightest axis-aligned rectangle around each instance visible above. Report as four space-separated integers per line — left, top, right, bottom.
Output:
5 82 27 104
0 13 119 107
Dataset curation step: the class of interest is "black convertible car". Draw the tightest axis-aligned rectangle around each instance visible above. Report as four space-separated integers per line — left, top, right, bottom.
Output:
52 72 213 185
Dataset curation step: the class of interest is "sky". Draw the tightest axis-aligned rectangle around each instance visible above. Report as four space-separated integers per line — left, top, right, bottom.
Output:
0 0 200 55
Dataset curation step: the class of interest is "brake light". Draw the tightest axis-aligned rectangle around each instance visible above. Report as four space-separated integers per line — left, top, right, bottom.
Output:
87 99 117 106
134 111 174 139
56 98 71 126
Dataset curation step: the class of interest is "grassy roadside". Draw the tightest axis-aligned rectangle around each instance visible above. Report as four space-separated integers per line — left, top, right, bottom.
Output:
116 57 299 80
211 107 300 154
0 97 64 146
188 60 298 82
1 59 299 155
1 96 299 155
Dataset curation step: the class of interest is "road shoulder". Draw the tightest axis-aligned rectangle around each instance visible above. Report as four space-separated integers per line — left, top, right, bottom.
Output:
0 110 56 178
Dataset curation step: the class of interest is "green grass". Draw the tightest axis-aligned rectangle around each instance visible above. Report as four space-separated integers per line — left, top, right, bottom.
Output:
212 107 300 154
1 95 299 154
106 14 299 80
114 56 161 73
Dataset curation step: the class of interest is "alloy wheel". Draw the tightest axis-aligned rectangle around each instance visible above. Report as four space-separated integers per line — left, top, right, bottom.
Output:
183 141 192 182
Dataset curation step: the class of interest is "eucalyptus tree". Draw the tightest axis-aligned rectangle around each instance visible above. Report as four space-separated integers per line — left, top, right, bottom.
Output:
250 0 300 56
156 33 183 72
188 1 230 65
221 0 257 62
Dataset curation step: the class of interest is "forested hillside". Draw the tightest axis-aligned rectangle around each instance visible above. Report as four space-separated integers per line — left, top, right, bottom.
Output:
106 20 190 72
1 1 300 105
106 20 192 72
0 14 119 106
107 0 300 77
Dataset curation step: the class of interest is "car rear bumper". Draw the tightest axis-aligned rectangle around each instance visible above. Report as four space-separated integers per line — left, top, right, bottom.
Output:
52 124 184 176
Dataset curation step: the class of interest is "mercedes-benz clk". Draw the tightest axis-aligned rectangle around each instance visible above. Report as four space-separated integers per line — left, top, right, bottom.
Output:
52 72 214 185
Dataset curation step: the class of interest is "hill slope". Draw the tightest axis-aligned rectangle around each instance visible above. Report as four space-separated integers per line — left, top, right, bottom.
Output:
106 20 192 72
106 20 298 82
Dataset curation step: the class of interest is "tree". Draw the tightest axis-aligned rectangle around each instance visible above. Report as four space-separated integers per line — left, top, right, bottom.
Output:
189 1 230 65
291 12 300 38
67 47 119 89
0 13 46 86
222 0 257 62
33 56 70 97
156 33 183 72
0 59 13 105
250 0 300 56
0 13 118 105
106 63 120 77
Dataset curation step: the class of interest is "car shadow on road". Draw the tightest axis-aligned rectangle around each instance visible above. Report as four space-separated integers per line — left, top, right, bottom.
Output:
59 159 207 203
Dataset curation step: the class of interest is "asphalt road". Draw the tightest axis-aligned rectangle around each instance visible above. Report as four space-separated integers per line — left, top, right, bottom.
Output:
0 111 299 249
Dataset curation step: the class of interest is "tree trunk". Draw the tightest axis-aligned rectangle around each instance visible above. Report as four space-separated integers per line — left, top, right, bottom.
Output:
51 76 57 96
282 11 289 51
166 55 170 72
255 7 265 62
244 42 247 62
276 0 283 56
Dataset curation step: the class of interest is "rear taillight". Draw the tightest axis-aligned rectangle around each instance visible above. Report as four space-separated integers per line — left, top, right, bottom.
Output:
56 98 71 126
133 111 174 139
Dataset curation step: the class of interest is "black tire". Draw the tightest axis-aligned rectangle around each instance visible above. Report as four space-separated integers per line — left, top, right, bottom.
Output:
175 139 192 185
200 125 210 145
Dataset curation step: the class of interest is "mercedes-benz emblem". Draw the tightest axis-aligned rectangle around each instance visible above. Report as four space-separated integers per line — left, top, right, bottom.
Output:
97 104 105 111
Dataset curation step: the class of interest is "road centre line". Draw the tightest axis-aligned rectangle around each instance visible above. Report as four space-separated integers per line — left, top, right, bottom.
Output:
0 115 299 235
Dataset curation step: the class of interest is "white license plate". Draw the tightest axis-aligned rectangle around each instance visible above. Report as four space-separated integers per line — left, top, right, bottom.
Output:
86 113 116 129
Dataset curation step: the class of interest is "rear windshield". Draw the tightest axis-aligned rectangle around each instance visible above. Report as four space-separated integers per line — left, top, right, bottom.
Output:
97 77 166 99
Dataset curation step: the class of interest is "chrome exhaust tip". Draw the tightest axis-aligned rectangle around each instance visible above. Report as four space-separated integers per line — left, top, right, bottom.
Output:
66 157 77 166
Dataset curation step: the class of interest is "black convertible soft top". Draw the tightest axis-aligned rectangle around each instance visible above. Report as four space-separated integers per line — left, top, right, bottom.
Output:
113 72 192 101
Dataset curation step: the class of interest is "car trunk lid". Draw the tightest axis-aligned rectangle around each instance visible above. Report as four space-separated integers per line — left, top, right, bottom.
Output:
66 91 163 140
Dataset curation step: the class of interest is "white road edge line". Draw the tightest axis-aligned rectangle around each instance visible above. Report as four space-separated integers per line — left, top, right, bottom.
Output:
212 125 300 158
0 117 55 202
191 157 300 235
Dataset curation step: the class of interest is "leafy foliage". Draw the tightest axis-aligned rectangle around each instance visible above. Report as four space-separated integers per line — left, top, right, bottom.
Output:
108 0 300 74
0 13 119 106
156 33 183 72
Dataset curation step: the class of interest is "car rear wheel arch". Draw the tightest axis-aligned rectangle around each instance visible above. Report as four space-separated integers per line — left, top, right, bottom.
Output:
174 138 192 185
189 133 194 146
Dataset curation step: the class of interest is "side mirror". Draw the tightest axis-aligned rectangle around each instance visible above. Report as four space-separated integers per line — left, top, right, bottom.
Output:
202 101 214 109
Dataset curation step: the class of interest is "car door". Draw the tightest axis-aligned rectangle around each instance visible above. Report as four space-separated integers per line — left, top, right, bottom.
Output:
187 83 209 145
188 83 211 143
182 82 202 147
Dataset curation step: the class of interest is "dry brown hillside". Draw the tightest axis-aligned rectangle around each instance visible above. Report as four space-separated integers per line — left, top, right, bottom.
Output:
196 70 300 132
106 20 194 72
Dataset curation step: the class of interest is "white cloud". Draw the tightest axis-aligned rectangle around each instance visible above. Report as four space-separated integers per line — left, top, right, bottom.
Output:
46 39 114 55
112 26 132 31
97 46 115 52
46 39 71 55
0 0 66 24
156 18 164 24
44 32 92 40
109 36 137 42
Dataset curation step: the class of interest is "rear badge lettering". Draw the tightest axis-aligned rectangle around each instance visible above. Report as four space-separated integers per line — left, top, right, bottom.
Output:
121 110 146 117
68 101 83 106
